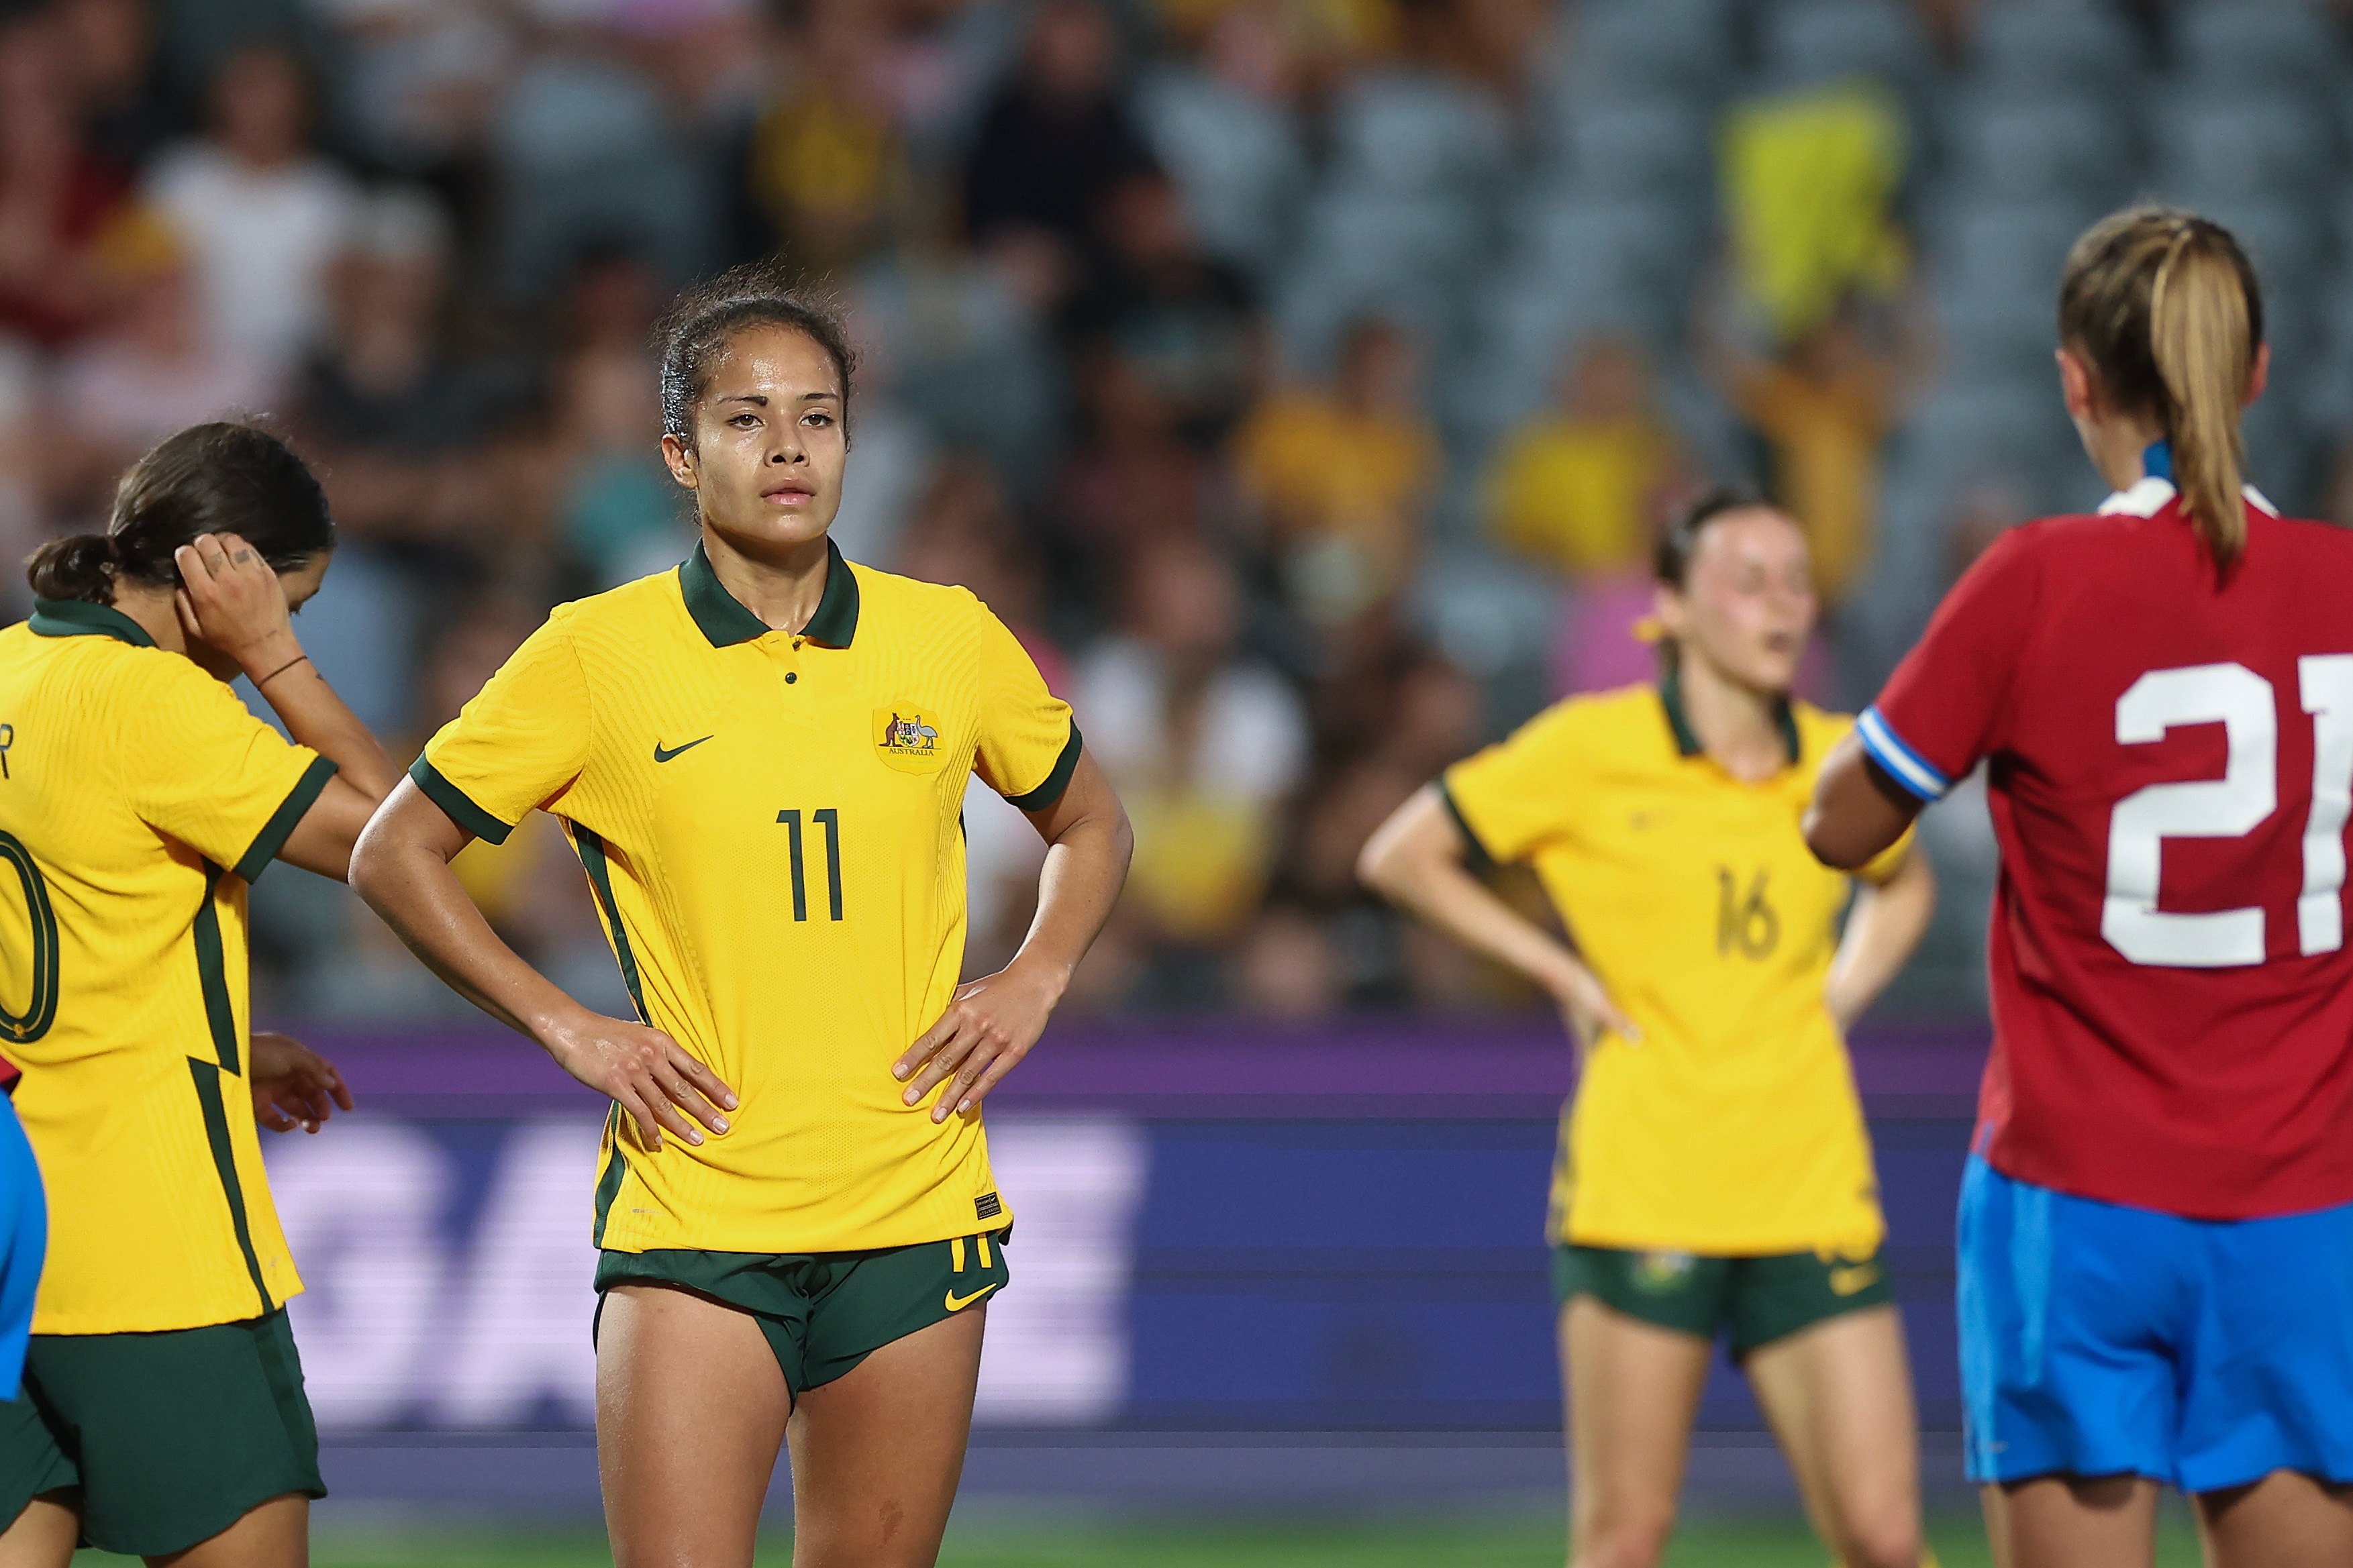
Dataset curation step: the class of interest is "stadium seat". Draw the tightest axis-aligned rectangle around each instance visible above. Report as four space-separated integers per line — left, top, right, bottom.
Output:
2147 96 2339 199
2174 0 2347 93
1929 199 2099 307
1966 0 2146 94
1555 0 1737 103
1758 0 1938 93
1540 99 1715 202
1136 65 1309 275
1326 70 1513 199
1940 94 2132 204
1507 193 1701 320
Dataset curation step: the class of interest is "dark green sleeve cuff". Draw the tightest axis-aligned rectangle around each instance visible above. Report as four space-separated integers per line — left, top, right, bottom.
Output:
1437 778 1496 870
1003 724 1083 813
233 755 339 882
409 755 517 845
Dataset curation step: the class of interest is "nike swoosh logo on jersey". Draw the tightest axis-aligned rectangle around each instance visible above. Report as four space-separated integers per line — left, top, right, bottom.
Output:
653 736 713 764
944 1284 999 1312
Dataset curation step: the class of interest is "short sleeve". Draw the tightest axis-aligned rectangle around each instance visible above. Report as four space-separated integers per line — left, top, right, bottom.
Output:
1858 821 1919 886
972 605 1080 811
1862 527 2043 803
1440 701 1590 865
414 612 591 844
122 660 336 883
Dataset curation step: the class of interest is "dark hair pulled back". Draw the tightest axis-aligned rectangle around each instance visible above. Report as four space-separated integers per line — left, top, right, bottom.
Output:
654 260 857 450
26 422 335 604
1654 483 1770 590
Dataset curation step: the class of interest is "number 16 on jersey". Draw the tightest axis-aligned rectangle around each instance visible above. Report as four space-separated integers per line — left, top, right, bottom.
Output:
2105 656 2353 968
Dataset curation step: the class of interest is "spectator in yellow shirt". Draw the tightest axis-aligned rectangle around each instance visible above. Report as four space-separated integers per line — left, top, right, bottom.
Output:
1234 315 1440 625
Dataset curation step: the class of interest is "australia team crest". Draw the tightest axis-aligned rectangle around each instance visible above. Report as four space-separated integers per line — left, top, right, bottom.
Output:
874 705 947 774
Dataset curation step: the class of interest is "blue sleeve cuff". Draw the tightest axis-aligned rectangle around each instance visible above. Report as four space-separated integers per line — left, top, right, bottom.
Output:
1856 707 1948 803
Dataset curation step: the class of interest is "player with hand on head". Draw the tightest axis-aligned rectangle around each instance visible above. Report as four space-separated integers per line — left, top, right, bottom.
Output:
1808 207 2353 1568
1361 490 1938 1568
351 263 1132 1568
0 423 394 1567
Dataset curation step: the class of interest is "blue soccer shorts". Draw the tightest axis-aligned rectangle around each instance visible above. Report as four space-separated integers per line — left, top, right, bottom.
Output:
0 1098 43 1400
1958 1154 2353 1493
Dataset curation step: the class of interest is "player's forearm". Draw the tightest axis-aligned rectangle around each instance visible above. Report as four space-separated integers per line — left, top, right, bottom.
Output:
1008 804 1133 997
1824 851 1937 1029
245 645 401 801
1381 848 1584 999
351 806 587 1043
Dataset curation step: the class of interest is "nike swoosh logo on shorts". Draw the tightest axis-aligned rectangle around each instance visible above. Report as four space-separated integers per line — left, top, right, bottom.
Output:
653 736 713 764
944 1284 999 1312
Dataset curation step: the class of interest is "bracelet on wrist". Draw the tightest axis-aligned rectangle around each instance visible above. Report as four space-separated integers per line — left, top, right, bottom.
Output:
256 654 311 687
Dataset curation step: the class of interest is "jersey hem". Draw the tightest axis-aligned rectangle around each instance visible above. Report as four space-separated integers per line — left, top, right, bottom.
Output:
234 755 338 882
1002 724 1083 812
596 1208 1020 1258
409 755 516 845
1978 1143 2353 1224
1554 1225 1889 1257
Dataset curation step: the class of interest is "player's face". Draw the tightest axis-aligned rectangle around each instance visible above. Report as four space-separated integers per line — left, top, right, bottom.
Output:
662 325 847 556
1658 509 1815 695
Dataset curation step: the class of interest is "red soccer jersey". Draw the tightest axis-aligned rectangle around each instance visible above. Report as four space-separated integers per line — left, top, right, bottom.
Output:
1864 478 2353 1218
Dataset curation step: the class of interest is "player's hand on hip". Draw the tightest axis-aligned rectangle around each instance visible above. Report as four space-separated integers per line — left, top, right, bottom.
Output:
894 961 1064 1123
248 1031 355 1134
542 1011 736 1151
173 532 300 675
1548 959 1642 1049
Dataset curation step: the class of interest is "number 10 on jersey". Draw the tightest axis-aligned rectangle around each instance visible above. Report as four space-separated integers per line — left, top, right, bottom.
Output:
2105 656 2353 967
776 808 844 922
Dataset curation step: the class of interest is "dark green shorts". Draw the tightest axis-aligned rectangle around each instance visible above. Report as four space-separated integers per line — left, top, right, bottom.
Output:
0 1308 323 1556
1552 1243 1895 1358
595 1230 1009 1398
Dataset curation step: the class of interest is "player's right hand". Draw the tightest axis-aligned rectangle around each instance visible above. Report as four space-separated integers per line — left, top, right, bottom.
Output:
1549 959 1642 1050
541 1012 737 1151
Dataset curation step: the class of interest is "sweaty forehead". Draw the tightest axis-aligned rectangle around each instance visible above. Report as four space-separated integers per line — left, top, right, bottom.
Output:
703 325 842 403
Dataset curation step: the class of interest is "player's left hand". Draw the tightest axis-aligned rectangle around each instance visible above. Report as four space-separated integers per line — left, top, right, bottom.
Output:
893 961 1064 1123
248 1030 354 1134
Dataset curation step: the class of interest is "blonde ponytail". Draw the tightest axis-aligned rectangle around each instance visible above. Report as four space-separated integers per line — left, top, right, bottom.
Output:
2149 233 2254 564
2058 206 2264 570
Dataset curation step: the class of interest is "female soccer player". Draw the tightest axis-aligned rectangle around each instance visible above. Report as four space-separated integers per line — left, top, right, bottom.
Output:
0 421 395 1565
1809 208 2353 1568
350 266 1132 1568
1360 490 1938 1568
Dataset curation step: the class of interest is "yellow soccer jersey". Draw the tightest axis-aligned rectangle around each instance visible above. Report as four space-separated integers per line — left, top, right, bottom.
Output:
416 541 1079 1256
1443 680 1911 1257
0 600 336 1333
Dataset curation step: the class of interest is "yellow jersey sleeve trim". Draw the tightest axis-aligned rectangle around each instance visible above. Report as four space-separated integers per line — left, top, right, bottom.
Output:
232 754 338 884
1436 777 1497 868
409 755 517 845
1001 723 1083 813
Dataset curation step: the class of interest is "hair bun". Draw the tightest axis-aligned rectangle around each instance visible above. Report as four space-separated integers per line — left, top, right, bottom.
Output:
25 533 121 604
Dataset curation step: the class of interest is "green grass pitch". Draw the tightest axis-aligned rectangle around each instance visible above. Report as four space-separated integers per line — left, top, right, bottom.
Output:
71 1510 2208 1566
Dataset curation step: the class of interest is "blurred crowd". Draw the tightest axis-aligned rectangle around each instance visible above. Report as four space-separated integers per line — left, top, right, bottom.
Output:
5 0 2349 1021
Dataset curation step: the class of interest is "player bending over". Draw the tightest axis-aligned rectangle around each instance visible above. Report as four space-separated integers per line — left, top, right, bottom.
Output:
1362 490 1938 1568
352 265 1132 1568
1809 206 2353 1568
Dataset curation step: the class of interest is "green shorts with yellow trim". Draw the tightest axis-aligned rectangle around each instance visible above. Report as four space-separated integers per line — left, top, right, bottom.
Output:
1552 1243 1894 1359
595 1230 1010 1398
0 1307 324 1556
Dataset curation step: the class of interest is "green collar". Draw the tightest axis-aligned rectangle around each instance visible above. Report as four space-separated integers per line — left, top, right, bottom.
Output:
28 598 155 647
1659 668 1800 766
679 537 860 649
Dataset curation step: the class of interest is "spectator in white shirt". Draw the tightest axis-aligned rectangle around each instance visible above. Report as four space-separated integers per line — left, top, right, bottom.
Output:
142 44 357 374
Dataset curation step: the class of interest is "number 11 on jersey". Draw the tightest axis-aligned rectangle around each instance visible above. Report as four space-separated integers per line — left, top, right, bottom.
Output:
776 808 844 922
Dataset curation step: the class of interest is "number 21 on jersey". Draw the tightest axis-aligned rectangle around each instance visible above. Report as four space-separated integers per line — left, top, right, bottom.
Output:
2104 656 2353 968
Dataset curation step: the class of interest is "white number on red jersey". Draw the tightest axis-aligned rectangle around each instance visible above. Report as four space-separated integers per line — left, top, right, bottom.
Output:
2103 660 2353 967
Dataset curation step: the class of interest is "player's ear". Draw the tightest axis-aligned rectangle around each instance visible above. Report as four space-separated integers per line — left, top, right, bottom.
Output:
2055 346 2098 421
660 432 699 491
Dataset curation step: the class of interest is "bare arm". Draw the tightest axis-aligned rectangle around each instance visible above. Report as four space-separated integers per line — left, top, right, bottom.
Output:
893 751 1134 1120
1358 784 1637 1044
1803 731 1924 871
1823 845 1936 1030
174 533 401 881
350 780 735 1150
